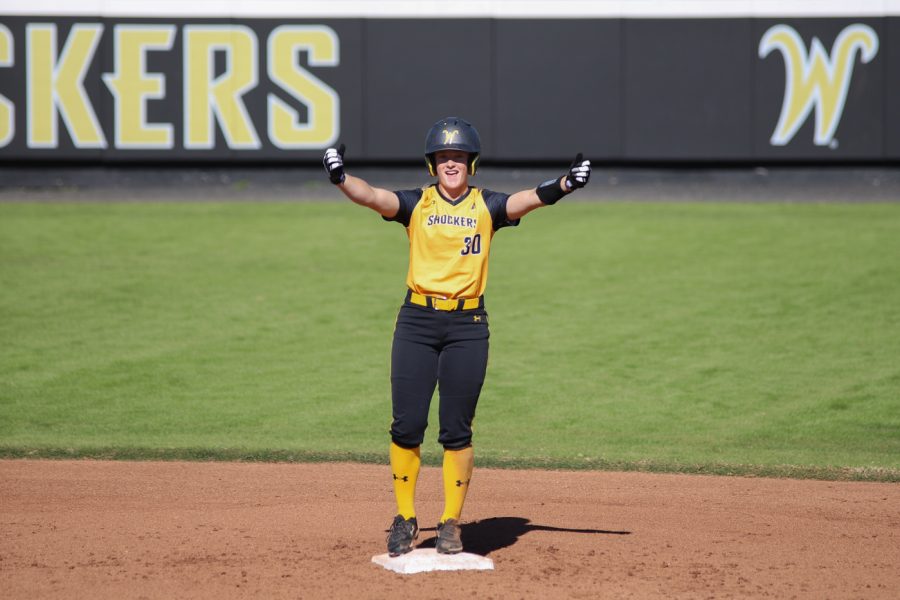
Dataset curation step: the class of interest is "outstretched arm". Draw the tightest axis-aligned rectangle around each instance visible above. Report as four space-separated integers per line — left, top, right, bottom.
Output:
506 154 592 220
323 145 400 218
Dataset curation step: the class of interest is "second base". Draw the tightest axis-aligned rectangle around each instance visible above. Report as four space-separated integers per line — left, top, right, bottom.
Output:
371 548 494 574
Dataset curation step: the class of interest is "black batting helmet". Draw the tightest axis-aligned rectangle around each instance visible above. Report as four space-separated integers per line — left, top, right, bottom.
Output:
424 117 481 176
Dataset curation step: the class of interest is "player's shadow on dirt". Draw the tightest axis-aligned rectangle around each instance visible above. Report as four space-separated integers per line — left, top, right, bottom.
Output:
418 516 630 555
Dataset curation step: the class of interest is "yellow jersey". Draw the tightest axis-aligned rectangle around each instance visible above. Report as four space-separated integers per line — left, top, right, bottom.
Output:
385 184 520 300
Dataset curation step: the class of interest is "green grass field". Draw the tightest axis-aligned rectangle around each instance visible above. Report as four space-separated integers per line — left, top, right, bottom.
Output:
1 201 899 480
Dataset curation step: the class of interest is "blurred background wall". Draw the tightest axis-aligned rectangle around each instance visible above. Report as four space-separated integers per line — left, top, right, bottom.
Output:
0 2 897 164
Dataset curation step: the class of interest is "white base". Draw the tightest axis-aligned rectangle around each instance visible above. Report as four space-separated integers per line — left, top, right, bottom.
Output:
371 548 494 574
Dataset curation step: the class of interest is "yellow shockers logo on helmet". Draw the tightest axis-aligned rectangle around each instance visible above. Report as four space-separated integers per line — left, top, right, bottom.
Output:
442 129 460 145
759 24 879 148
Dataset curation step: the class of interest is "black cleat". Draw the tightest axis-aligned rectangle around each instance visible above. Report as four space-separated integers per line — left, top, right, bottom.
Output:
436 518 463 554
387 515 418 557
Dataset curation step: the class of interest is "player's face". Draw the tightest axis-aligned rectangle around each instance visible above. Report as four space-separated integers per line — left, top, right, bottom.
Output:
434 150 469 193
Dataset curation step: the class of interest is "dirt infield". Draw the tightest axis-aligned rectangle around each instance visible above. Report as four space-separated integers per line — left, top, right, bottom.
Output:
1 460 898 599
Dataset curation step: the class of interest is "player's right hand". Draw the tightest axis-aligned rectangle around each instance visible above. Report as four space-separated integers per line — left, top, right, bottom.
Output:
323 144 346 184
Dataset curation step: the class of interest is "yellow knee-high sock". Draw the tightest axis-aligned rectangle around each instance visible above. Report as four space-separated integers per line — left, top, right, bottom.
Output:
390 442 421 520
440 446 474 523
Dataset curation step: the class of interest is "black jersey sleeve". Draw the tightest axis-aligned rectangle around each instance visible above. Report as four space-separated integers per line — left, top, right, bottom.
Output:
382 189 423 227
482 189 521 231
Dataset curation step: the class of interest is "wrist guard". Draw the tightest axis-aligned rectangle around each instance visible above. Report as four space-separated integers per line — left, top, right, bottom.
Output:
536 176 567 205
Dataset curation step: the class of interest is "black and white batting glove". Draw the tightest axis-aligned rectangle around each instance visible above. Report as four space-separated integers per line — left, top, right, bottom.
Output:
565 153 591 190
323 143 346 184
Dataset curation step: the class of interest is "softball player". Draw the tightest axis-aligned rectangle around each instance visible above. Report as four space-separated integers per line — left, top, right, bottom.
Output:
323 117 591 556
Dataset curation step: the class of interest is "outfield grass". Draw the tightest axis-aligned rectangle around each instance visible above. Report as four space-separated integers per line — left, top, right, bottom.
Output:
1 201 899 480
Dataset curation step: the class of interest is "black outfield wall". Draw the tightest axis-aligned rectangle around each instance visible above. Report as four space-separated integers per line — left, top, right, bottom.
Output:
0 16 895 163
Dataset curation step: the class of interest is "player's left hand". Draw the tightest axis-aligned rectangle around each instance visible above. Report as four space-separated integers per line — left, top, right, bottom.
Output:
565 153 591 190
323 144 346 184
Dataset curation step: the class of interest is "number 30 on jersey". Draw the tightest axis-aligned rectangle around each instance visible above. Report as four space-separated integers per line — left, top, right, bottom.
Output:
461 234 482 256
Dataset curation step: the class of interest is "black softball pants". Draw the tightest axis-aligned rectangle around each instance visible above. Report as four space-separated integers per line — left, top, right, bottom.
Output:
389 301 490 450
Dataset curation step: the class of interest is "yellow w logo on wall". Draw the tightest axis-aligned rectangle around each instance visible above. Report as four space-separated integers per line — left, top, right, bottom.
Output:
759 24 878 148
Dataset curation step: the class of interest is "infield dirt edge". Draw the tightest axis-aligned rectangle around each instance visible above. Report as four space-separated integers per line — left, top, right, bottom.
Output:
2 445 897 482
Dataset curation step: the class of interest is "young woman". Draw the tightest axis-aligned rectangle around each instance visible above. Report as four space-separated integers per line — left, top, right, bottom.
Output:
323 117 591 556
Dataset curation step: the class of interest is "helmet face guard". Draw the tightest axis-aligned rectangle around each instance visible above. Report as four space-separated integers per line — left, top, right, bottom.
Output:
424 117 481 176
